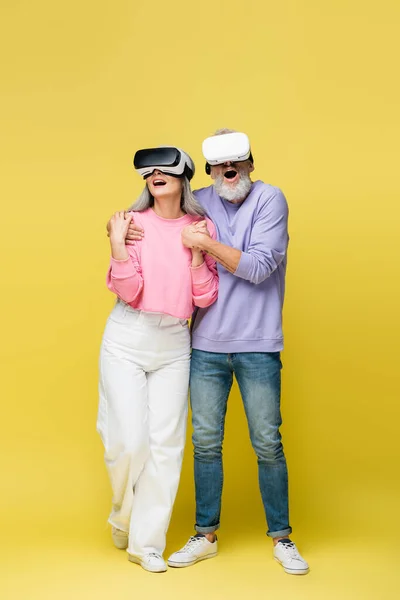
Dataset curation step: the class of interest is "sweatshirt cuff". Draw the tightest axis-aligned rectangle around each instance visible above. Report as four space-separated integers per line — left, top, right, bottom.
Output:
190 261 211 283
110 257 135 279
234 251 252 279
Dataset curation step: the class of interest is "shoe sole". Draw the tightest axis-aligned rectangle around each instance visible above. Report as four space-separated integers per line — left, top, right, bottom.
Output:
112 531 128 550
113 540 128 550
274 557 309 575
167 552 218 568
128 554 167 573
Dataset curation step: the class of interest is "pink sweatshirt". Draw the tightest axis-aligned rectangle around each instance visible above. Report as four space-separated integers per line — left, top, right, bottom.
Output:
107 209 219 319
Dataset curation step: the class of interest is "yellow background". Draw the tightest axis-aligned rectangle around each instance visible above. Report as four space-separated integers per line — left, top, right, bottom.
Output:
1 1 399 598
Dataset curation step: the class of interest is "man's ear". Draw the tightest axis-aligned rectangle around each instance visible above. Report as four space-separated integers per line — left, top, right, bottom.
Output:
248 162 255 174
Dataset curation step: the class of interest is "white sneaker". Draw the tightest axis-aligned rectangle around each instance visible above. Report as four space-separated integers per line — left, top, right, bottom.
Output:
111 527 128 549
273 539 309 575
128 552 167 573
167 535 218 568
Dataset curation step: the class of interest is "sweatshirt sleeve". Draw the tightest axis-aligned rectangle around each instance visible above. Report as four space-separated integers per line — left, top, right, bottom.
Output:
190 218 219 308
234 189 289 285
106 243 144 305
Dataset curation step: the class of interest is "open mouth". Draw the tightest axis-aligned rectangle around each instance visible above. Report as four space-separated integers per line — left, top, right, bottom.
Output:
153 179 167 187
224 169 238 180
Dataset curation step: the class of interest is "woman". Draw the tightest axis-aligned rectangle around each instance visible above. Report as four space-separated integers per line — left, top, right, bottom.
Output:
97 146 218 573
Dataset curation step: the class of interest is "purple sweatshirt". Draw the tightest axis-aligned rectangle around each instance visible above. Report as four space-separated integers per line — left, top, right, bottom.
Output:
191 180 289 353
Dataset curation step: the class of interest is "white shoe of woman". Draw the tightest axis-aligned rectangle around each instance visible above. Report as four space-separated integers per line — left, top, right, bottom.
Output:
128 552 167 573
111 527 128 549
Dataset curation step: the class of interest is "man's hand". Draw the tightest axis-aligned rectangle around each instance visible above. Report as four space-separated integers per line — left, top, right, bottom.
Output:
183 220 242 274
182 224 209 249
106 211 144 245
192 220 211 236
181 220 212 249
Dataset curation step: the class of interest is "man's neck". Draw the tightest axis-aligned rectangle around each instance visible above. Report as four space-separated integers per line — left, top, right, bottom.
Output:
227 198 245 204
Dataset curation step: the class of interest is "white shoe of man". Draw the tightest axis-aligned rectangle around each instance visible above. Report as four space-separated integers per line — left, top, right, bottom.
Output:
128 552 167 573
111 527 128 550
167 534 218 568
273 539 309 575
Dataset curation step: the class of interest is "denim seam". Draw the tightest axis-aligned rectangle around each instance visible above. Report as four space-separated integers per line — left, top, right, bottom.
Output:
193 335 284 342
195 406 225 534
217 404 225 525
194 376 230 533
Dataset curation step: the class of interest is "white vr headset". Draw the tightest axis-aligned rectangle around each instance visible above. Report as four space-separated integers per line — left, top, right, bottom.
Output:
202 132 254 174
133 146 195 180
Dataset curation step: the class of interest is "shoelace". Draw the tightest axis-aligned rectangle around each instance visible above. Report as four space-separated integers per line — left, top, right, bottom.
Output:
179 536 206 554
146 552 163 561
278 542 301 560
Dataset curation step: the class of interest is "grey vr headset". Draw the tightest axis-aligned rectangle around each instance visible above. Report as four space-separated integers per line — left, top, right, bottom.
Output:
202 132 254 174
133 146 195 180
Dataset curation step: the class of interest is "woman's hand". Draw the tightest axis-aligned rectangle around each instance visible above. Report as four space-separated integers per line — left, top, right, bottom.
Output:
190 247 204 268
107 211 144 244
181 221 210 250
108 212 133 261
109 211 132 244
182 221 211 267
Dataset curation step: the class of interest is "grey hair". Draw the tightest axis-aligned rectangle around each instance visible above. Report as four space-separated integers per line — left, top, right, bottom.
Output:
128 177 204 217
213 128 237 136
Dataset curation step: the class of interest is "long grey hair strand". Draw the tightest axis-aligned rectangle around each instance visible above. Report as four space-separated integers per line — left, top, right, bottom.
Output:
128 177 204 217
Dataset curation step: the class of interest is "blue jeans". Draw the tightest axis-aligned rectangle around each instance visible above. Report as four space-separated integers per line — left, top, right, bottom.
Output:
190 350 292 538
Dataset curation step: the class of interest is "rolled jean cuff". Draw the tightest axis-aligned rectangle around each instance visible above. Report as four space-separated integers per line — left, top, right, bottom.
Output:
267 526 292 539
195 524 219 534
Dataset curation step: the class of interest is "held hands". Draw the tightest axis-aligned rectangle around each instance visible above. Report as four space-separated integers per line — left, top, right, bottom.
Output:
108 211 133 245
106 211 144 244
106 214 209 247
181 220 211 250
194 220 211 235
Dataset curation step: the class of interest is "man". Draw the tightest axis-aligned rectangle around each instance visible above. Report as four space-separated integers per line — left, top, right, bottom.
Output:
111 129 309 575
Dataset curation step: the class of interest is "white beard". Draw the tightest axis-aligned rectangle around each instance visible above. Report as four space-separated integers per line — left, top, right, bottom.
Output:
213 172 252 202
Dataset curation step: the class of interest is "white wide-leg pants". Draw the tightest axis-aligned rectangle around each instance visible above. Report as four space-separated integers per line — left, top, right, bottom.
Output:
97 300 190 557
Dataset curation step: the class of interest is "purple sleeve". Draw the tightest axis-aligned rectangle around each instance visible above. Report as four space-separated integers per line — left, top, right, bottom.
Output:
234 190 289 285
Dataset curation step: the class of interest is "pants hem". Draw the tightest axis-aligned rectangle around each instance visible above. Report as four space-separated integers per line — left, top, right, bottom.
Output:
267 527 292 538
195 524 220 534
108 517 129 533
